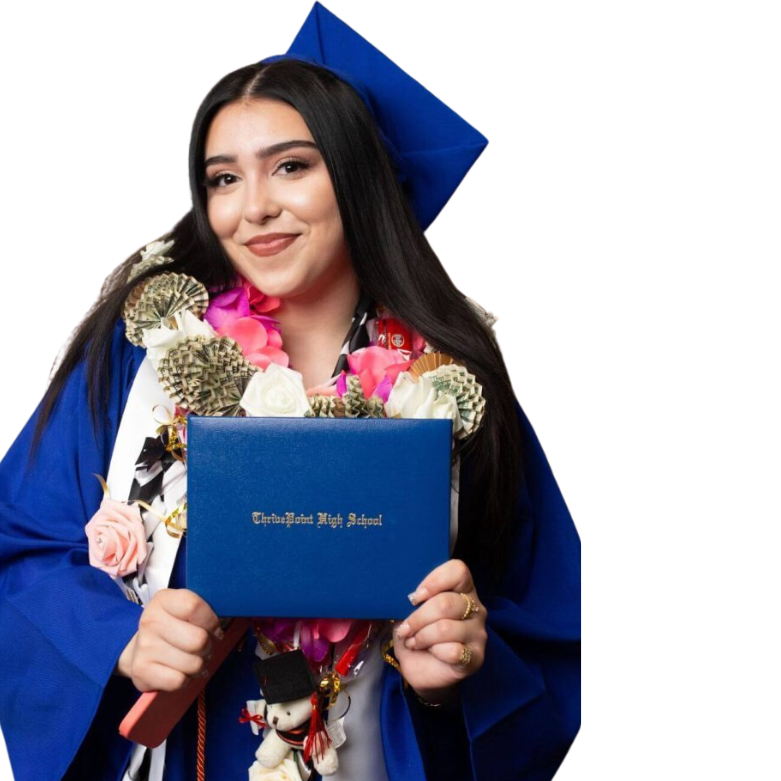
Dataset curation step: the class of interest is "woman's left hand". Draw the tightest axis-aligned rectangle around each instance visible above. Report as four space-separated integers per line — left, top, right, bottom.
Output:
393 559 487 705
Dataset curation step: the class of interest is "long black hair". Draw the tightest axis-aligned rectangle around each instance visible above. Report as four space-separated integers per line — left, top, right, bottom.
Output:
30 59 522 578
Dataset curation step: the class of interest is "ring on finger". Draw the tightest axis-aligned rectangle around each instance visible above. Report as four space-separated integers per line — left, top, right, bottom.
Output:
459 592 480 620
455 644 472 667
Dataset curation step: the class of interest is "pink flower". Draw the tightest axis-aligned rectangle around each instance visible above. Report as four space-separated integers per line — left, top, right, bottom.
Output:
84 494 149 578
221 316 290 369
344 346 413 401
256 618 355 664
242 277 280 313
204 276 288 369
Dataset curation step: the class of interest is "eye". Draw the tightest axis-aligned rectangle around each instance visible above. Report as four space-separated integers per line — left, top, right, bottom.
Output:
203 172 238 189
274 158 310 176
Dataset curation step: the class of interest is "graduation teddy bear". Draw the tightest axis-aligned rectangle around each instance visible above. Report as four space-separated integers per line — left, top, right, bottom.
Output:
246 649 340 776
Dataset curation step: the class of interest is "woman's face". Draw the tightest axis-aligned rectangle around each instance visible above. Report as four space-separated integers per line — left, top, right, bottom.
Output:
203 98 352 300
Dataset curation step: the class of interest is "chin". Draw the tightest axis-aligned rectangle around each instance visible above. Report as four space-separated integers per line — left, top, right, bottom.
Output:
236 269 305 299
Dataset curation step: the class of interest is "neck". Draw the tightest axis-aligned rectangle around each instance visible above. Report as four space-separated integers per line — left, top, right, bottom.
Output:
273 271 361 371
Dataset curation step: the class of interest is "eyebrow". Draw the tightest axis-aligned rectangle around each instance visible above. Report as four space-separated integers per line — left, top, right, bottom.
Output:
204 140 319 169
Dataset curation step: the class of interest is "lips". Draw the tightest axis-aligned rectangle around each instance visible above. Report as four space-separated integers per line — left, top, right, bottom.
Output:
245 233 299 257
247 232 298 245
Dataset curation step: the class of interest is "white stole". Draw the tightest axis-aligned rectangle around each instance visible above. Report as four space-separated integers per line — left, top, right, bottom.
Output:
109 357 185 781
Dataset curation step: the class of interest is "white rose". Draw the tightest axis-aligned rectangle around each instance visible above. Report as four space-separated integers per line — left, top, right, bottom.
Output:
386 372 463 434
248 757 303 781
141 310 216 370
140 238 175 260
240 363 311 417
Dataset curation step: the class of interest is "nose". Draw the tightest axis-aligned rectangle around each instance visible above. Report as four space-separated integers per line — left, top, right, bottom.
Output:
243 177 281 224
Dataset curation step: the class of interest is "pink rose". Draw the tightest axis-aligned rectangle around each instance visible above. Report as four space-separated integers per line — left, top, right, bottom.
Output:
204 277 288 370
345 346 413 401
85 494 149 578
221 315 290 369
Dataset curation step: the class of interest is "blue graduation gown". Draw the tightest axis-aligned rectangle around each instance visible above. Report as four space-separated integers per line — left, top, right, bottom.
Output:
0 318 580 780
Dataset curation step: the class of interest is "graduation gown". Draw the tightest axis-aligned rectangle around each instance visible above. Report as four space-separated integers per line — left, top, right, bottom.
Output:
0 318 581 781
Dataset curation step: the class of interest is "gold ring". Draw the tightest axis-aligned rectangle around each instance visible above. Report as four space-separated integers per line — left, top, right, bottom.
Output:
456 644 472 667
459 592 479 620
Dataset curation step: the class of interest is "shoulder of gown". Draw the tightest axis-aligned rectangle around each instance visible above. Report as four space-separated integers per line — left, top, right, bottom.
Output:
0 318 148 781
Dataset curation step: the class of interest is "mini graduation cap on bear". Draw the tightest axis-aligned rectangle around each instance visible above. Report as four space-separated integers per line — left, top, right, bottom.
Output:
253 649 332 764
259 1 488 233
254 649 318 704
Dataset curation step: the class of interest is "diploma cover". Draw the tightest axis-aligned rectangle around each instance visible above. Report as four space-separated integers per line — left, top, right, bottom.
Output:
186 416 452 619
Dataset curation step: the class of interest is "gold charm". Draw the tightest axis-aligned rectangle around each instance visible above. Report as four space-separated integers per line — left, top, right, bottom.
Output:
151 404 187 463
318 671 343 710
163 502 187 538
380 627 410 689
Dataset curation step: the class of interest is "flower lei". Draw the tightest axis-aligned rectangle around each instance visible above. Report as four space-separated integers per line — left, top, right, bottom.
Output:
87 237 492 778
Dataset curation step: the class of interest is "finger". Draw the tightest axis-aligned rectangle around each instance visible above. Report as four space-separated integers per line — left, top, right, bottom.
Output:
158 588 223 638
403 618 469 651
408 559 474 606
397 591 467 638
139 609 214 658
427 641 482 671
133 661 192 693
137 634 212 678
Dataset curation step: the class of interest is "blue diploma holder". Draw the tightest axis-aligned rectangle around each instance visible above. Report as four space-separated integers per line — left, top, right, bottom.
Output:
186 416 452 620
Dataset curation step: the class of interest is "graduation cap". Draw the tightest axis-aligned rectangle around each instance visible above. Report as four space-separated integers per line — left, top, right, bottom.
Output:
253 649 317 704
259 1 488 232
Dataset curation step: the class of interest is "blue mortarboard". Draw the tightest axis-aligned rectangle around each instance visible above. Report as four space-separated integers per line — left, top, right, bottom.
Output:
259 1 488 232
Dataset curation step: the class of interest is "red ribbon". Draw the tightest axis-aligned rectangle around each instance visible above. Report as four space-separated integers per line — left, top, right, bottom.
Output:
334 620 374 676
238 707 266 729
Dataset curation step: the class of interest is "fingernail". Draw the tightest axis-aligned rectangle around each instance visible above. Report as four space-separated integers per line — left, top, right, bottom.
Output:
408 587 429 605
404 637 416 649
215 628 225 641
396 622 411 639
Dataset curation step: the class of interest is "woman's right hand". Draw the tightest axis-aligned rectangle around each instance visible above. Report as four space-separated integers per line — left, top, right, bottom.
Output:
114 588 225 692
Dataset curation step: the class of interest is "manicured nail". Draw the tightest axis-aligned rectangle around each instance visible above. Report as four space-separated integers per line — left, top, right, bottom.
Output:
408 587 429 605
396 622 411 639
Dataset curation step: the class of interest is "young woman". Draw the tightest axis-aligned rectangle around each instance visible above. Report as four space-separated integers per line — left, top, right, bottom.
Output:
0 19 580 781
